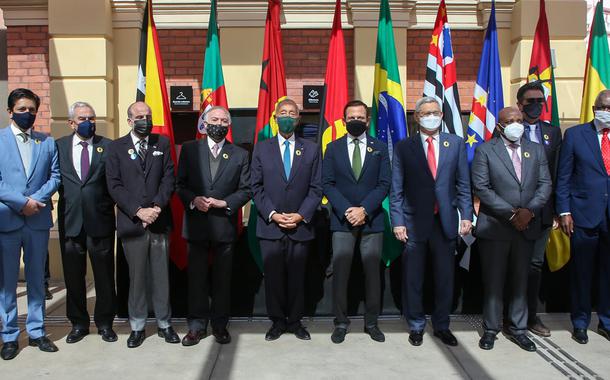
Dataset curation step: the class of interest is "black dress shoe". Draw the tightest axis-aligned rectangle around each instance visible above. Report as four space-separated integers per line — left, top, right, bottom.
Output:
507 334 536 352
98 328 118 342
572 328 588 344
364 326 385 342
213 329 231 344
434 329 458 346
1 342 18 360
127 330 145 348
292 325 311 341
29 336 59 352
182 330 206 346
479 332 496 350
331 327 347 344
598 326 610 341
409 330 423 346
66 328 90 344
158 326 180 344
265 324 285 341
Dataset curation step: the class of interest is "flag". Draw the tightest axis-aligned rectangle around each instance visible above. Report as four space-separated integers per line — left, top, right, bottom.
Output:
527 0 559 127
465 0 504 164
197 0 232 141
423 0 464 136
319 0 348 155
247 0 287 271
370 0 408 266
136 0 187 269
580 0 610 123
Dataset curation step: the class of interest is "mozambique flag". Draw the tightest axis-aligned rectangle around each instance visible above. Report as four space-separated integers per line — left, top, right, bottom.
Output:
197 0 231 141
319 0 348 155
370 0 408 266
247 0 287 271
527 0 559 127
136 0 187 269
580 0 610 123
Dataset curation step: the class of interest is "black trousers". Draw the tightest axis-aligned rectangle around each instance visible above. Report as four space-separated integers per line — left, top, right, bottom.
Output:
260 237 309 329
60 231 116 329
187 240 233 332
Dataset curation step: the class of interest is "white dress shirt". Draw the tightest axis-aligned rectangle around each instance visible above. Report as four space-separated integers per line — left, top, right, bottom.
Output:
347 132 367 166
72 134 94 180
501 135 522 159
420 132 440 167
207 137 225 155
277 133 295 166
130 131 149 153
11 123 32 175
525 123 540 143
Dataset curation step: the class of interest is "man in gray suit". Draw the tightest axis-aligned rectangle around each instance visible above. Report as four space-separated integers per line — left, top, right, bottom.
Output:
472 106 551 352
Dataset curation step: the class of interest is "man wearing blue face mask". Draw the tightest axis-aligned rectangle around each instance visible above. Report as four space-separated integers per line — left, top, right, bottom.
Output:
0 88 61 360
56 102 117 344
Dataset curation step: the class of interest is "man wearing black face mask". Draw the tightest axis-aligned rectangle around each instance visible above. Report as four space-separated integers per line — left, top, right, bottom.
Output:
176 106 250 346
56 102 117 344
322 100 391 343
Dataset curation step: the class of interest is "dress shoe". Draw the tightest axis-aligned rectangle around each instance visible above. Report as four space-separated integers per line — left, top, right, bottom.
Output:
98 328 118 342
291 325 311 341
364 326 385 342
158 326 180 344
572 328 588 344
213 328 231 344
29 336 59 352
409 330 424 346
598 326 610 341
265 324 285 341
45 286 53 300
479 332 496 350
1 342 18 360
127 330 145 348
66 328 89 344
507 333 536 352
331 327 347 344
434 329 458 346
528 317 551 337
182 330 206 346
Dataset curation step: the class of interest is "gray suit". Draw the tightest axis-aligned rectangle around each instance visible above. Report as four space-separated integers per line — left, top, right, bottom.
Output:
471 137 551 335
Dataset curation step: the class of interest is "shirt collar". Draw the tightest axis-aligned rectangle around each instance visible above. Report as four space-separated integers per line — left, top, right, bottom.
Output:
72 133 94 147
500 135 521 147
420 131 439 143
10 123 30 137
348 132 366 143
130 131 148 146
278 133 295 145
207 137 225 151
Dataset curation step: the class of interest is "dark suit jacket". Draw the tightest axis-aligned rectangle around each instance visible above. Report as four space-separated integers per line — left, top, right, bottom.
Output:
105 133 175 238
390 132 473 241
556 122 610 229
176 138 251 242
472 137 552 241
530 121 562 227
322 135 391 233
56 134 115 238
250 136 322 241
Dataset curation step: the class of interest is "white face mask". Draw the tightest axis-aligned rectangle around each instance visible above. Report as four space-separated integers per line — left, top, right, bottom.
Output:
594 110 610 129
502 122 524 142
419 115 442 131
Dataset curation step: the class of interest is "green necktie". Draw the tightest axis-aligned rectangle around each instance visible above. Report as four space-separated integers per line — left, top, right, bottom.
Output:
352 138 362 179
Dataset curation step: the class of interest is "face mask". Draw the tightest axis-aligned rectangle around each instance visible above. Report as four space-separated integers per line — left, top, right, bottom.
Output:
594 110 610 128
133 118 153 137
523 102 543 120
76 120 96 139
502 122 524 142
206 124 229 143
419 115 442 131
277 116 297 134
12 112 36 130
346 120 368 137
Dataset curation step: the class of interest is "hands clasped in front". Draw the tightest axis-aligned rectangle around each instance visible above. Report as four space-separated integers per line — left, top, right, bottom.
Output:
272 212 304 229
345 206 366 227
510 208 534 231
136 205 161 228
21 197 46 216
192 196 227 213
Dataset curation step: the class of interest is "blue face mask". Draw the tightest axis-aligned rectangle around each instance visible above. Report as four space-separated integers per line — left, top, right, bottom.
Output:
76 120 96 139
12 112 36 130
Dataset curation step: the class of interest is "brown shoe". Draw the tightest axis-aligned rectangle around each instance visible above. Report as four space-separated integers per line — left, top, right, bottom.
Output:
528 317 551 337
181 330 206 346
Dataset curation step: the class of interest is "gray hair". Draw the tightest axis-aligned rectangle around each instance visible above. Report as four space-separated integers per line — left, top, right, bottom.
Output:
68 101 95 119
414 96 442 114
203 105 232 124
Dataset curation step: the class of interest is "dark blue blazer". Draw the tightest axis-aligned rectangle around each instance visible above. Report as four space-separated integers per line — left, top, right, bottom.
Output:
322 135 391 233
390 132 473 241
250 136 322 241
556 122 610 229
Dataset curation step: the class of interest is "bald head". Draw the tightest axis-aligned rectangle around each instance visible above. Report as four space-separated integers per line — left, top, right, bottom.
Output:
498 106 523 126
594 89 610 109
127 101 152 120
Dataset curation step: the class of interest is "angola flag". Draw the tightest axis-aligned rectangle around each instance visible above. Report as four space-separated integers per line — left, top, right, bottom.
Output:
136 0 187 269
370 0 408 266
580 0 610 123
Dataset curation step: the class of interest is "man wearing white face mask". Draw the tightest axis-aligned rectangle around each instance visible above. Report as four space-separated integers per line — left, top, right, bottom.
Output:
390 96 472 347
472 106 551 352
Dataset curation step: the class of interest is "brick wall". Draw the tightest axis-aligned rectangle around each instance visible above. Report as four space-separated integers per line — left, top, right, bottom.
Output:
6 26 51 134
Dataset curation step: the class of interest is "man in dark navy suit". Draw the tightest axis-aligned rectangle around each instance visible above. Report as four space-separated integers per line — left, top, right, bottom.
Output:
390 96 473 347
556 89 610 345
323 100 391 344
250 98 322 341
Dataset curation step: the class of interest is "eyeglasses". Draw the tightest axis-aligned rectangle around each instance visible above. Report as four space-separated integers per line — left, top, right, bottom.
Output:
524 97 545 104
418 111 442 117
74 116 96 122
594 105 610 112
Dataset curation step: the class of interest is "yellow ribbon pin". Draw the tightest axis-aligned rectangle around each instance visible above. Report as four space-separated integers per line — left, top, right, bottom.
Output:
128 148 135 155
222 153 229 159
443 141 450 147
367 147 373 153
295 150 302 156
543 134 549 140
97 147 104 153
524 152 530 158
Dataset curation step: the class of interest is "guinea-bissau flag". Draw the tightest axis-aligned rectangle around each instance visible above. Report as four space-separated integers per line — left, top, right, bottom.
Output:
247 0 287 271
370 0 408 266
136 0 187 269
580 0 610 123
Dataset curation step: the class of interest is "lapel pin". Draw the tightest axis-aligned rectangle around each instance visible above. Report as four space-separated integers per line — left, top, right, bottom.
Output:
367 147 373 153
295 149 302 156
443 141 450 147
97 147 104 153
130 153 138 160
222 153 229 159
34 139 41 144
128 148 135 155
543 134 549 140
523 152 530 158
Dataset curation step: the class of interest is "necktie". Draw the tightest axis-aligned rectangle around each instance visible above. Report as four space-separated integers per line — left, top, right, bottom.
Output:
211 143 219 158
352 139 362 179
426 137 439 213
138 139 147 168
80 141 90 180
18 132 28 143
602 129 610 175
283 140 291 179
509 143 522 181
523 125 531 142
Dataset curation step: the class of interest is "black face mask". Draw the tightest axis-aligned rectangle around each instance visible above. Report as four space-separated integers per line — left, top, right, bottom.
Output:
12 112 36 130
523 102 543 120
346 120 368 137
133 119 153 137
206 124 229 143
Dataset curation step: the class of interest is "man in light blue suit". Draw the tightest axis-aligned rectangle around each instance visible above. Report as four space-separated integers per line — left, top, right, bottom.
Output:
0 88 61 360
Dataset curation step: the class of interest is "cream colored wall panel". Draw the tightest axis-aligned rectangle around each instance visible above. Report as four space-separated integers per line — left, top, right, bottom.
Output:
49 38 113 79
555 79 587 122
354 27 375 105
49 0 113 37
50 79 114 119
113 28 139 137
511 0 587 40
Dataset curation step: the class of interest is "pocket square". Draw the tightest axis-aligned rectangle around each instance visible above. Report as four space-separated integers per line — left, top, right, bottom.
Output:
152 151 164 156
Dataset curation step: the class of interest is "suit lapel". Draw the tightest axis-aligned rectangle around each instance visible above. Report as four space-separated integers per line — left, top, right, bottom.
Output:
288 138 304 183
520 139 533 185
271 137 288 182
84 135 103 184
436 134 448 178
212 142 231 184
340 136 357 182
62 135 81 183
0 128 26 177
583 122 606 173
122 135 142 173
409 135 434 180
198 138 213 185
27 132 42 181
358 138 375 180
491 138 520 184
144 134 158 178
